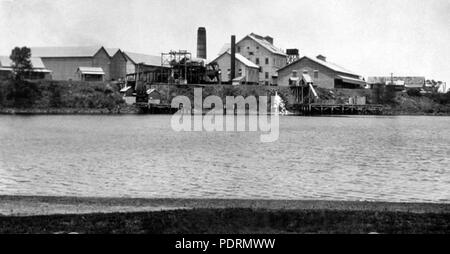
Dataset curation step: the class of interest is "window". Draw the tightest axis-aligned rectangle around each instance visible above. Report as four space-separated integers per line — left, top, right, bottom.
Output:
227 69 230 80
256 46 259 50
255 58 260 65
314 70 319 79
265 72 269 79
259 67 263 73
237 47 240 53
265 81 269 86
238 69 242 76
265 58 269 65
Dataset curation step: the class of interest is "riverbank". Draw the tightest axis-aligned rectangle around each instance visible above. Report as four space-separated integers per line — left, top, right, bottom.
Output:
0 105 139 115
0 196 449 233
1 79 449 115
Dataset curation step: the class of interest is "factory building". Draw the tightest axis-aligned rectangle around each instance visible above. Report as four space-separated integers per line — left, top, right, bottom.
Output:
30 46 112 81
234 33 287 85
367 76 425 89
277 55 366 89
0 55 51 80
210 51 259 85
110 50 162 81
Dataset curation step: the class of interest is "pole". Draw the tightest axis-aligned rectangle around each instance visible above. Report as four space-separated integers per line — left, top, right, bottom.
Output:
231 35 236 81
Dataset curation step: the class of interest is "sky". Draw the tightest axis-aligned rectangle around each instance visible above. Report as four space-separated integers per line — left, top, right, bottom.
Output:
0 0 449 82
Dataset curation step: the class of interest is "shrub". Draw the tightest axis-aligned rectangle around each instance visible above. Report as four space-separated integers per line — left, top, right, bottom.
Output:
407 88 422 97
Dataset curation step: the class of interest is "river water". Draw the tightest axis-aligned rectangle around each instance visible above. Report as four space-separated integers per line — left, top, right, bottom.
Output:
0 115 449 203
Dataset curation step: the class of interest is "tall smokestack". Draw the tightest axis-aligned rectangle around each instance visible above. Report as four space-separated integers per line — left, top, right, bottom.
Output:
197 27 207 59
230 35 236 80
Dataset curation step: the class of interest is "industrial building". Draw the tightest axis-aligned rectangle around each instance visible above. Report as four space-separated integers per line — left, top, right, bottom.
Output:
210 51 259 85
277 55 366 89
30 46 112 81
110 50 162 81
0 55 51 80
367 76 425 89
234 33 287 85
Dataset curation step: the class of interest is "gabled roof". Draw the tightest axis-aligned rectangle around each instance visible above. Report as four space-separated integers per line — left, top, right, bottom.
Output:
277 56 360 76
123 51 161 66
237 33 287 56
0 55 49 70
210 51 259 69
105 48 120 57
30 46 104 58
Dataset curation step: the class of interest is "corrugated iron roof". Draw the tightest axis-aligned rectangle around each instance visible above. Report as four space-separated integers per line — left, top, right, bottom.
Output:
0 55 49 69
243 33 287 56
235 53 259 69
308 56 359 76
277 56 360 76
302 73 313 83
31 46 103 58
105 48 120 57
210 51 259 69
123 51 161 66
337 75 366 85
77 67 105 75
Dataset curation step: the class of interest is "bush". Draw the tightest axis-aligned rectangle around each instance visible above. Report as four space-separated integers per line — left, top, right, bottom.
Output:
407 88 422 97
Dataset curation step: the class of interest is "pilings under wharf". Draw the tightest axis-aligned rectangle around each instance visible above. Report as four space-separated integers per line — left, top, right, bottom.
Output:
292 103 384 115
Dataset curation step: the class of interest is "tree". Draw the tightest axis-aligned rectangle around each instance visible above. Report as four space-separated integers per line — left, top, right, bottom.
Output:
9 47 32 80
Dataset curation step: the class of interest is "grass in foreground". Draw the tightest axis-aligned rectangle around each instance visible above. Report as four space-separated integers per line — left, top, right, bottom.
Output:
1 208 449 234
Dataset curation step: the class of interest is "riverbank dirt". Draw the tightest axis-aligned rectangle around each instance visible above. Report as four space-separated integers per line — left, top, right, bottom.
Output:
0 196 449 233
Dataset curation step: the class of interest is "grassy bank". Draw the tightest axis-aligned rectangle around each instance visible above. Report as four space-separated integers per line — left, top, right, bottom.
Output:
0 79 132 114
1 79 449 115
1 208 449 234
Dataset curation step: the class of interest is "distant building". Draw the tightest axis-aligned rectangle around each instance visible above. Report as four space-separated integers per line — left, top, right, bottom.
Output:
30 46 112 81
0 55 51 80
277 55 366 89
110 50 162 81
367 76 425 89
210 51 259 85
233 33 287 85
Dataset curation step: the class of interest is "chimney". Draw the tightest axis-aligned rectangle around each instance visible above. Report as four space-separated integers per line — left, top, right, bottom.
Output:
230 35 236 80
264 36 273 44
197 27 207 59
316 55 326 61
